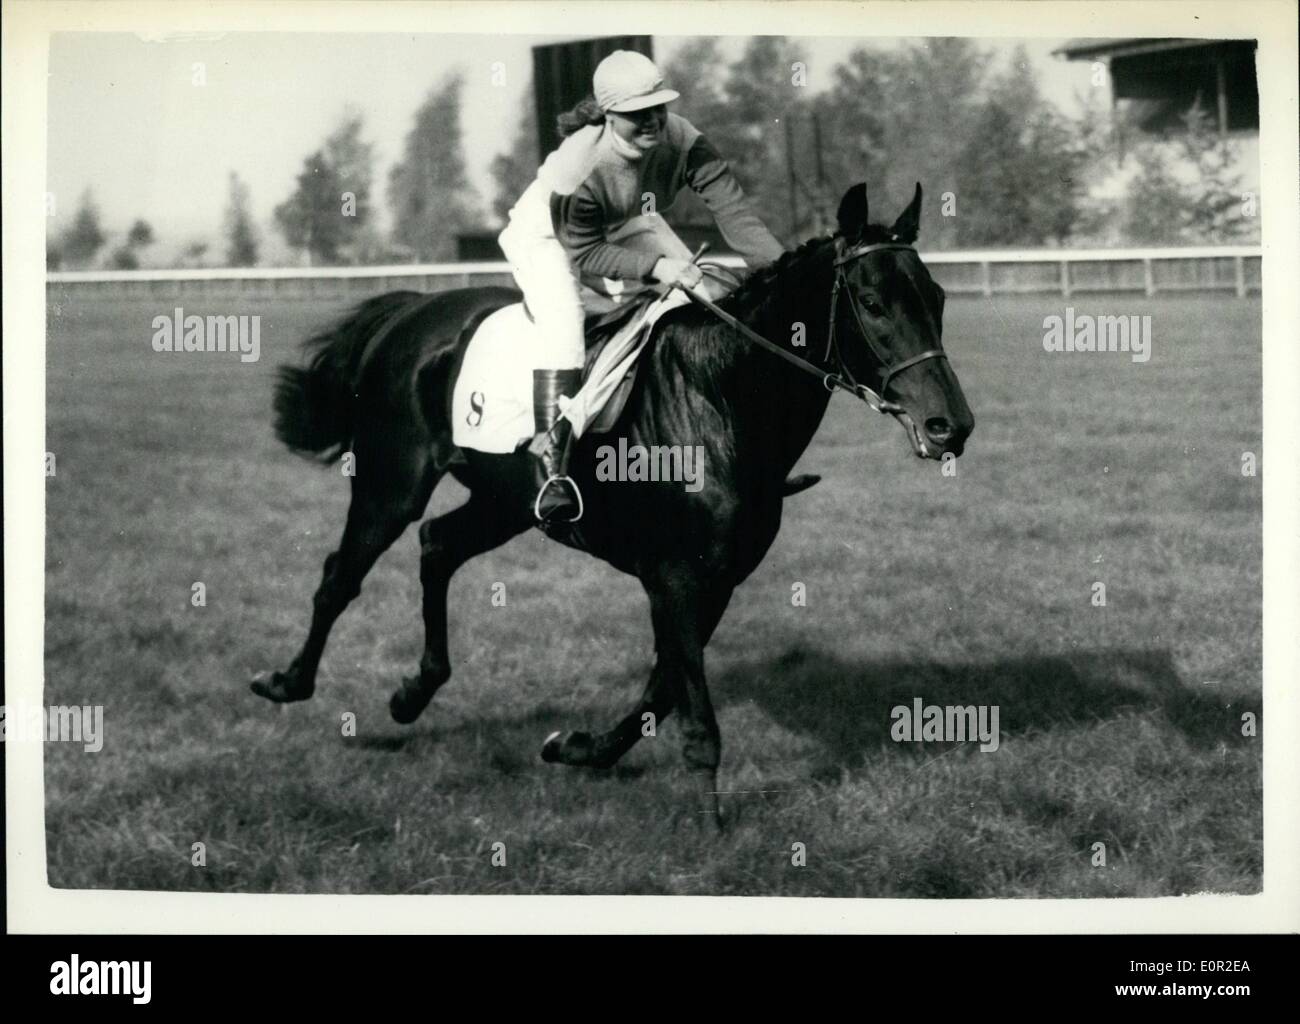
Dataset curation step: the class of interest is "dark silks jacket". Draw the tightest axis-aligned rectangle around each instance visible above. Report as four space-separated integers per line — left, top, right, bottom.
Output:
547 113 785 298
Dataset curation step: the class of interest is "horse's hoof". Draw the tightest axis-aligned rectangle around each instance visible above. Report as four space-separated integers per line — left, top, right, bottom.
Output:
390 679 436 725
540 730 566 763
249 670 312 704
541 730 595 765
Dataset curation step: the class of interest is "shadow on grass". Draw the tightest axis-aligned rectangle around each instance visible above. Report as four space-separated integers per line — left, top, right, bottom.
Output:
348 646 1255 768
351 703 573 753
349 701 650 782
716 645 1258 760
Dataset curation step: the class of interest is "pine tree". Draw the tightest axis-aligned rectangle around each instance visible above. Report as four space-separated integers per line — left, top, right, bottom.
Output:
953 48 1089 246
489 94 539 226
61 189 107 268
127 219 155 248
388 73 483 261
274 151 344 265
1123 103 1252 244
325 110 375 259
225 172 259 266
720 36 807 241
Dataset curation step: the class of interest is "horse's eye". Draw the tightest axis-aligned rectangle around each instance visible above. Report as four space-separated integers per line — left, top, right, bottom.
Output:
863 300 886 318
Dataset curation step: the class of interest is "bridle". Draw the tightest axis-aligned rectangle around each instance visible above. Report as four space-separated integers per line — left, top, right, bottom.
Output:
822 237 949 415
682 236 948 418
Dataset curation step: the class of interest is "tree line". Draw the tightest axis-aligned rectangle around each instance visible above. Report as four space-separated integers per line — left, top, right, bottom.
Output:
47 36 1257 271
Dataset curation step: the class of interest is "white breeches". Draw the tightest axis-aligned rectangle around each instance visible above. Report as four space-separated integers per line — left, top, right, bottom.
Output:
499 180 699 371
498 181 586 370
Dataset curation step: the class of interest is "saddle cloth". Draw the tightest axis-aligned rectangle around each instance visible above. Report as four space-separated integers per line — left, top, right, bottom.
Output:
451 287 692 454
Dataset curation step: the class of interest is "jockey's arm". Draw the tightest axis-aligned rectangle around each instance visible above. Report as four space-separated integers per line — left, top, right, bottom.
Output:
552 191 663 283
683 134 786 267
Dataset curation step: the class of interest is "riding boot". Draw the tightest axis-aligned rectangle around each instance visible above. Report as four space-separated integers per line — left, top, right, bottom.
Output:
528 368 584 525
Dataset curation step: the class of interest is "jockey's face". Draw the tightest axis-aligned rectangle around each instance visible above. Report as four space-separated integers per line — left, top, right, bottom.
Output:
608 104 667 152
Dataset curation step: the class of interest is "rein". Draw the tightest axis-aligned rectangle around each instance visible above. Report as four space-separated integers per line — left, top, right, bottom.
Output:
682 238 948 415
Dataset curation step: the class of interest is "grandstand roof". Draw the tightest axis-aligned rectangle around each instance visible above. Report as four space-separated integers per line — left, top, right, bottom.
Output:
1054 38 1240 61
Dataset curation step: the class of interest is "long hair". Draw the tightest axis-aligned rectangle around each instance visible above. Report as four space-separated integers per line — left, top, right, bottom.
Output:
556 95 605 138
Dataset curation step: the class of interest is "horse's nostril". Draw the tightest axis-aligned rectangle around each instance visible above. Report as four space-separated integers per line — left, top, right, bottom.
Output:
925 417 954 442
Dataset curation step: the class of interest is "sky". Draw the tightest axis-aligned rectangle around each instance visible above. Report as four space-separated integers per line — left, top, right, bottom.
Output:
46 32 1097 257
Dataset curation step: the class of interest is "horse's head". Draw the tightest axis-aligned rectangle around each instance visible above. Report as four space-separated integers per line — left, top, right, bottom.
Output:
830 182 974 460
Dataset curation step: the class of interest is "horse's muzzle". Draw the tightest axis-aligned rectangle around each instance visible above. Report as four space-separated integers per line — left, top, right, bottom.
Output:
924 416 968 458
893 410 970 460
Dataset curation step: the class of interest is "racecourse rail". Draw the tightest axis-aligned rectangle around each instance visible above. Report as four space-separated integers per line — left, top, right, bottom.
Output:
47 246 1262 301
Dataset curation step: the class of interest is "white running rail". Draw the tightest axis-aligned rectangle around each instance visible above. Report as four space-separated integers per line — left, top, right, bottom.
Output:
47 246 1262 298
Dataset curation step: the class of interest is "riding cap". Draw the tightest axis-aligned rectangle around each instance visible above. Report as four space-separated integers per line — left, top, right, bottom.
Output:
593 50 680 113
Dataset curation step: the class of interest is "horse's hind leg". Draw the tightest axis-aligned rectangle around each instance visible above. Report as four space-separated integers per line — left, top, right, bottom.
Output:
251 449 436 704
389 494 531 724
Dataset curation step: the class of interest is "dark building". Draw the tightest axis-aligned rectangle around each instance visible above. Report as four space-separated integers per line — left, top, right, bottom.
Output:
532 35 654 157
1055 38 1259 135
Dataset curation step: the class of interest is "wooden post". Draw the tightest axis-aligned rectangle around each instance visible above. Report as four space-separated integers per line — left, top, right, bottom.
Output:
1112 62 1124 166
1216 53 1229 137
1143 257 1155 297
784 116 800 237
1234 255 1246 297
982 260 992 297
1060 260 1071 298
811 111 829 232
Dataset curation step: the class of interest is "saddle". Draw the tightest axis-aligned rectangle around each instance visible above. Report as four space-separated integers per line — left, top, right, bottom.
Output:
578 291 660 434
571 263 745 433
448 265 741 455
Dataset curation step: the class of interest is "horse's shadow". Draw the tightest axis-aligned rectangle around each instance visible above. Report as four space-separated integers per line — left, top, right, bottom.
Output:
351 703 652 779
714 645 1257 762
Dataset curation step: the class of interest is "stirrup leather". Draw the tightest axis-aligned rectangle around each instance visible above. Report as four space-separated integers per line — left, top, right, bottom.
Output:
530 368 584 526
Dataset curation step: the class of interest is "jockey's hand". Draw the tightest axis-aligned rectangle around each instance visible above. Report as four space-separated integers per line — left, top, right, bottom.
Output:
652 258 704 290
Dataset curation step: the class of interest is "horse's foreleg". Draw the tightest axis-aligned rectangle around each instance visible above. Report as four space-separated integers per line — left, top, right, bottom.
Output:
644 566 732 828
390 497 530 724
543 579 733 770
542 660 673 769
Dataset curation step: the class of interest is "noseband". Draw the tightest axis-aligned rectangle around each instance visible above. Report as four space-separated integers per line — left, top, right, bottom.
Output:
823 238 949 415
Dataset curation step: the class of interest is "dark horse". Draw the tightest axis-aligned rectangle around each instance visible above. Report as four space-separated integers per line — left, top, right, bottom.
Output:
252 183 973 826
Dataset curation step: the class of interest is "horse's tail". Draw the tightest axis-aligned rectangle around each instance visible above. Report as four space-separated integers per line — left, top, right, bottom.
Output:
273 291 423 462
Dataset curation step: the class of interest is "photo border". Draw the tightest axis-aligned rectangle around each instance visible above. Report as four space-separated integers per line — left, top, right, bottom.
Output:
5 0 1297 934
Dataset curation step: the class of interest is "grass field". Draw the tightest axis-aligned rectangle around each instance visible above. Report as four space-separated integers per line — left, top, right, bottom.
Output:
42 287 1262 897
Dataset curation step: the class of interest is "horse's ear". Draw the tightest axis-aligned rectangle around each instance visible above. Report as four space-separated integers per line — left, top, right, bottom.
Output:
836 183 868 242
889 182 923 243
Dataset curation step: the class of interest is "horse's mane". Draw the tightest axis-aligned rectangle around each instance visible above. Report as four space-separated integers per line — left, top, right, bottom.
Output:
726 221 902 309
725 235 831 308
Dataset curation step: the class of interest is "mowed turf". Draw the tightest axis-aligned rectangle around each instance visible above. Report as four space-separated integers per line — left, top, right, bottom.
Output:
42 286 1262 896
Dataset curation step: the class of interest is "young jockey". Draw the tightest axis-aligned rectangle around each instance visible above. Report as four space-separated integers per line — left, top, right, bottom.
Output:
498 49 785 524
